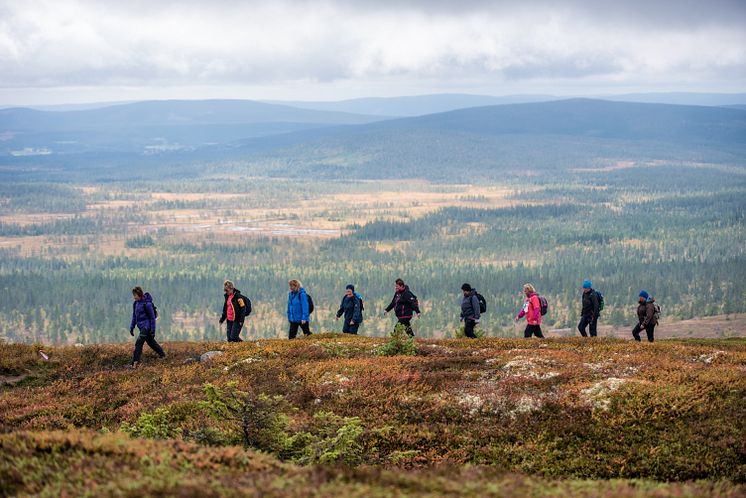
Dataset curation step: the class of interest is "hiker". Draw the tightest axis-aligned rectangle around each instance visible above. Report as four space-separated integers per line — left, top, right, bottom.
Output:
287 279 312 339
578 279 600 337
515 283 544 338
460 283 481 338
336 284 363 335
219 280 250 342
633 290 657 342
384 278 420 336
129 286 165 367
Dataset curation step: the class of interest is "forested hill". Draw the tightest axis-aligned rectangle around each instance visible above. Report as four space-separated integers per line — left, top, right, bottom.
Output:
381 98 746 143
2 98 745 181
231 98 746 181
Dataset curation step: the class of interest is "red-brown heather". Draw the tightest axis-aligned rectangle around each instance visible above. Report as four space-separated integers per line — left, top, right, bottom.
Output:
1 335 745 496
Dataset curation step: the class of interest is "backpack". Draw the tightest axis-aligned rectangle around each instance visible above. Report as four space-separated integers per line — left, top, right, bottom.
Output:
475 293 487 314
237 295 252 317
306 293 315 314
153 303 159 320
595 290 605 312
356 293 365 312
537 295 548 316
653 302 661 322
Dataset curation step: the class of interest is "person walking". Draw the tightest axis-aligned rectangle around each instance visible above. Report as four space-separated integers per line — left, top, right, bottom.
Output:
460 283 481 339
515 283 544 338
129 286 165 367
287 279 312 339
578 279 600 337
384 278 420 336
336 284 363 335
219 280 250 342
633 290 658 342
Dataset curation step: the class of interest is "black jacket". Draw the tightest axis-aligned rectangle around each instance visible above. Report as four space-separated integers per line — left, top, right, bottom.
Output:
581 289 600 318
220 289 249 324
385 286 420 319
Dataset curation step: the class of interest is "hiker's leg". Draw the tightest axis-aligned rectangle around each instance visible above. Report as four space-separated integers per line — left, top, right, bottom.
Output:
589 317 598 337
577 316 589 337
523 325 532 338
288 322 300 340
464 320 477 338
533 325 545 338
145 333 165 358
132 332 147 363
230 321 243 342
646 324 655 342
226 320 234 342
347 323 359 335
300 322 311 336
632 324 642 341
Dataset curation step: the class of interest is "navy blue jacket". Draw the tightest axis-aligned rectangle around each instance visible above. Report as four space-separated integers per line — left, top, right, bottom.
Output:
287 288 310 323
337 293 363 324
130 293 156 333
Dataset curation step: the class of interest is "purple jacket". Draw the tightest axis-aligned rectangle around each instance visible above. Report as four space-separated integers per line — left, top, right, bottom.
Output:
130 293 156 333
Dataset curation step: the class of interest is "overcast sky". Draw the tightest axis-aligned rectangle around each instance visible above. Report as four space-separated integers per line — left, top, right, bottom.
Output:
1 0 745 105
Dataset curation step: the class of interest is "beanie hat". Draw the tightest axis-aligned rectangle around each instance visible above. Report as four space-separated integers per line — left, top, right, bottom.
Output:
582 280 592 289
639 290 650 300
346 284 355 292
461 283 472 292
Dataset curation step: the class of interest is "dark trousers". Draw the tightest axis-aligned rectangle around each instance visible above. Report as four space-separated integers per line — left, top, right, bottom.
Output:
524 324 544 338
464 319 478 338
342 321 360 335
578 315 598 337
226 320 244 342
632 323 655 342
397 318 414 336
289 321 312 339
132 329 165 363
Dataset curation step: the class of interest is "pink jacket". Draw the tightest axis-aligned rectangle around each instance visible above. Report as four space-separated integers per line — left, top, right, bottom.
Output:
517 292 542 325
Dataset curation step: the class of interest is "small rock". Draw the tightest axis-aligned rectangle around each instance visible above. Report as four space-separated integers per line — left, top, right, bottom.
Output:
74 343 85 348
183 357 198 365
200 351 224 362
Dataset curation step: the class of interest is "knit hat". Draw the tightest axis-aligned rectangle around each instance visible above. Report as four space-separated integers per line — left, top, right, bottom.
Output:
639 290 649 300
461 283 472 292
346 284 355 291
582 280 592 289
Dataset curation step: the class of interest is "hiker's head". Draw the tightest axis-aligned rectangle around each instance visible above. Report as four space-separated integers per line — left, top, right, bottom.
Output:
639 290 649 303
288 279 301 292
223 280 234 294
345 284 354 298
583 280 592 293
132 286 144 301
461 283 472 296
395 278 405 291
523 283 535 296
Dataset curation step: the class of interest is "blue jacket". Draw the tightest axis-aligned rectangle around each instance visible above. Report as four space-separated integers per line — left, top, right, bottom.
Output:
130 293 156 333
337 293 363 324
288 288 310 323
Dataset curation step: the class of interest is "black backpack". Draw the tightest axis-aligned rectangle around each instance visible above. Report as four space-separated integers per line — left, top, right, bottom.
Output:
595 290 604 312
537 295 549 316
306 293 315 314
475 293 487 313
237 295 252 317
